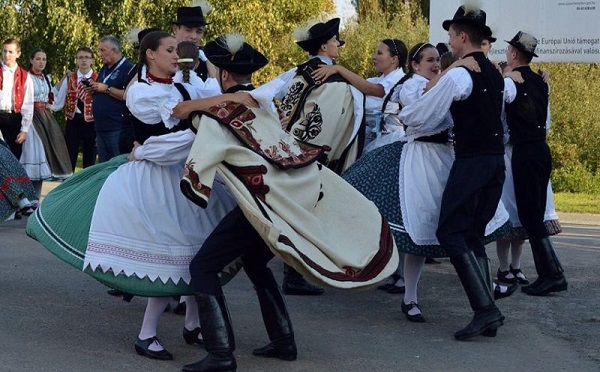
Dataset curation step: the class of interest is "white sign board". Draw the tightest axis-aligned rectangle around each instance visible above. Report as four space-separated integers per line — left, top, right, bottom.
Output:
430 0 600 63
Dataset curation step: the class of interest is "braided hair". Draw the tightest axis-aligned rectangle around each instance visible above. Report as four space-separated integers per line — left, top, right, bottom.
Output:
176 41 199 83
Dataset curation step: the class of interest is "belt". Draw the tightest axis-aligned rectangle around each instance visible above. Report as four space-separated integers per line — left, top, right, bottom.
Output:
0 109 15 114
34 102 47 109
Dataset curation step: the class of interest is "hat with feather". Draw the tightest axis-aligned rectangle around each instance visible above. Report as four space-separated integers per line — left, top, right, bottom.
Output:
204 33 268 74
442 1 492 37
294 18 345 52
506 31 539 58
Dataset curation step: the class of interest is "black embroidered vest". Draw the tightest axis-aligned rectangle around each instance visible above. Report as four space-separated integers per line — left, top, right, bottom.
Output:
449 52 504 158
505 65 549 145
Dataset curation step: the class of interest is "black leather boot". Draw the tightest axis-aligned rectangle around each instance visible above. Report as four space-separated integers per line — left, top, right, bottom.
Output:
182 294 236 372
282 263 324 296
520 239 546 292
522 237 568 296
450 252 505 341
252 274 297 361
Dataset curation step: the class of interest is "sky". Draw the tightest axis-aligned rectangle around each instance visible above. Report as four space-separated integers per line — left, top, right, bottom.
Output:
335 0 358 27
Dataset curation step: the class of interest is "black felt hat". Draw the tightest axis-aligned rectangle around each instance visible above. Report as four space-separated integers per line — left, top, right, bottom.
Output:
442 5 492 37
506 31 539 58
295 18 344 52
172 6 208 27
204 35 268 74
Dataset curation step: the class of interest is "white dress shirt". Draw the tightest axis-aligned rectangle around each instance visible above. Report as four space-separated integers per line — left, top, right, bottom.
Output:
1 63 34 132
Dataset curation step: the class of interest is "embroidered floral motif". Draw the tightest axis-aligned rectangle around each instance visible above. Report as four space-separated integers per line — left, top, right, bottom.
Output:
183 160 211 199
203 102 325 170
279 81 305 128
343 266 362 278
291 104 322 142
226 164 270 203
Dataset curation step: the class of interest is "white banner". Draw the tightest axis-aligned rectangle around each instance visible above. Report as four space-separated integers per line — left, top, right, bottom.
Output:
429 0 600 63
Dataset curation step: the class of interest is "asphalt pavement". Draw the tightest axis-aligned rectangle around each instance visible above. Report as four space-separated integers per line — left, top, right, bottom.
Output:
1 182 599 372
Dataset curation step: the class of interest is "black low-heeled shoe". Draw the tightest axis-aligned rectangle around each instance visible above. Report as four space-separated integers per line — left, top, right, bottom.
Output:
134 336 173 360
401 301 426 323
183 327 204 346
387 285 406 294
497 268 517 284
494 282 518 300
509 265 530 285
377 273 401 291
20 206 35 216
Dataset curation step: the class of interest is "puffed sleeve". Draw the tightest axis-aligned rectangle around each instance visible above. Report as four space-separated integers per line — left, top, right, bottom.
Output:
133 129 195 165
126 82 166 124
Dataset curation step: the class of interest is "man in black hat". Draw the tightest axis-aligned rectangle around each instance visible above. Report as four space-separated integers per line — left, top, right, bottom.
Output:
180 34 298 372
273 18 364 296
279 17 362 176
172 1 212 81
400 3 506 340
502 31 568 297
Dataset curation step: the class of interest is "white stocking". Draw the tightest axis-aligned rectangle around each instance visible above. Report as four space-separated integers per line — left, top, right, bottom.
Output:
403 254 425 315
510 240 525 269
138 297 170 351
496 240 511 271
183 295 200 332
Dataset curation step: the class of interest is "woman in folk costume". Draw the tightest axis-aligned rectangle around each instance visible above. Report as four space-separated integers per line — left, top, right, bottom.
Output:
311 38 408 151
343 42 513 323
177 34 398 372
1 138 37 221
26 31 241 360
20 49 72 201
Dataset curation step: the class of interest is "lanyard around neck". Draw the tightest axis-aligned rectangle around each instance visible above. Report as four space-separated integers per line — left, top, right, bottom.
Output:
101 58 126 83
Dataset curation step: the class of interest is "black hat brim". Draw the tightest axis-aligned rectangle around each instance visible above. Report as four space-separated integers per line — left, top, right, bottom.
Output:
172 21 209 27
296 18 341 52
442 19 492 37
204 42 268 74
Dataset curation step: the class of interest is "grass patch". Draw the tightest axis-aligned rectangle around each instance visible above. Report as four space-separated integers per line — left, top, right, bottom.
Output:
554 192 600 214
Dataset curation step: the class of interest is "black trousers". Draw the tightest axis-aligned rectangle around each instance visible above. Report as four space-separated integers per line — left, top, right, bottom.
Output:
512 142 552 239
118 118 134 155
64 115 96 171
436 155 505 257
190 207 275 295
0 112 24 159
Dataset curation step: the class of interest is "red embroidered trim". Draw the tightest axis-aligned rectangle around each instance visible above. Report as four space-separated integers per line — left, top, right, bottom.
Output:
225 164 269 203
183 161 211 198
277 214 395 282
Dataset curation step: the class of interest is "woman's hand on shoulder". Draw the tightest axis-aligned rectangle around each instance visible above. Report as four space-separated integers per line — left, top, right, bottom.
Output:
311 64 339 84
504 70 524 83
227 92 258 108
453 56 480 72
